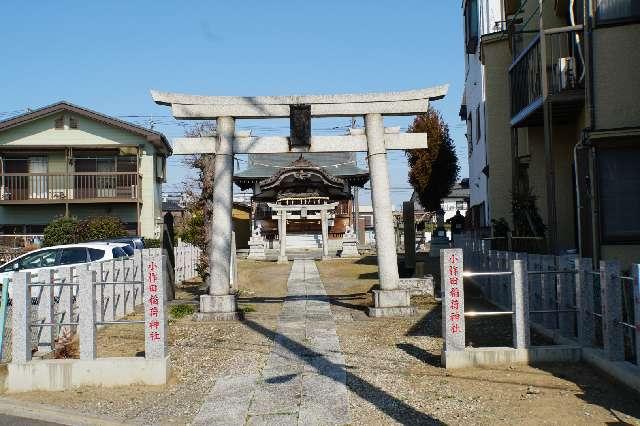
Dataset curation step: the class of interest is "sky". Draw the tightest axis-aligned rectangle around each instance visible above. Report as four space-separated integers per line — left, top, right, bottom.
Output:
1 1 466 207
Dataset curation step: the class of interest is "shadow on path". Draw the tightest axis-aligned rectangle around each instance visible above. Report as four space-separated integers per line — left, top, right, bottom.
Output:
239 293 370 313
242 319 444 425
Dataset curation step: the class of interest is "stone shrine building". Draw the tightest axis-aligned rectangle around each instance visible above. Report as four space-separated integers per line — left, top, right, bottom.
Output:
234 152 369 251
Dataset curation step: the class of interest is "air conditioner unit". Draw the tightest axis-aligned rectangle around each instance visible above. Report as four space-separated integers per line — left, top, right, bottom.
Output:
557 57 576 91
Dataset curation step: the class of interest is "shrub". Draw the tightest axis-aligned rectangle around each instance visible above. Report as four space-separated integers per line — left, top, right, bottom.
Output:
144 238 161 248
77 216 128 242
169 304 195 319
43 217 80 247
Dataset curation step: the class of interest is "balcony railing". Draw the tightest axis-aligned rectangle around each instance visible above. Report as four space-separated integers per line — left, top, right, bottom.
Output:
509 26 585 126
0 172 141 203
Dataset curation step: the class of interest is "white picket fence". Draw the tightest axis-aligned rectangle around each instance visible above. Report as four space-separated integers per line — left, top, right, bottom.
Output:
173 243 201 284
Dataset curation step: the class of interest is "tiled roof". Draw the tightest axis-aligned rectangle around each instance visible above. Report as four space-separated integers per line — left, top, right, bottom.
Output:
235 153 368 179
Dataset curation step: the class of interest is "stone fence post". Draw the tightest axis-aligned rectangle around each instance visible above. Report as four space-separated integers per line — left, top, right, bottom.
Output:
38 269 56 351
600 260 624 361
632 263 640 367
511 259 530 349
441 248 464 352
575 258 594 347
11 272 31 364
78 268 97 360
143 253 168 359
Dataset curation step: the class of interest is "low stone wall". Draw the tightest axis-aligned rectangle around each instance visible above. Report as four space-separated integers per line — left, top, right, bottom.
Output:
399 276 434 296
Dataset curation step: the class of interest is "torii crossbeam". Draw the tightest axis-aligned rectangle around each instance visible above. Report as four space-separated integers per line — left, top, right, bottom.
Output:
151 85 448 319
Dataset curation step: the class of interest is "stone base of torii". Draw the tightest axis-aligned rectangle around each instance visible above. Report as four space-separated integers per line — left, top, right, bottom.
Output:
152 85 448 319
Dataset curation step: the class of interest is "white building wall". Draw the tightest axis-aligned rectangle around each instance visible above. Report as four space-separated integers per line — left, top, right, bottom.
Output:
441 199 469 222
462 0 505 226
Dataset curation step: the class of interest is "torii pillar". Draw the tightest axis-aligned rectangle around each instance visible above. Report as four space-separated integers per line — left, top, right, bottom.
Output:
365 113 412 316
151 85 448 319
199 116 241 320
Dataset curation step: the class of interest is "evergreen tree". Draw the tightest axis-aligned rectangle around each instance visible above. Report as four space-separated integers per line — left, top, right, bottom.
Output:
406 108 460 211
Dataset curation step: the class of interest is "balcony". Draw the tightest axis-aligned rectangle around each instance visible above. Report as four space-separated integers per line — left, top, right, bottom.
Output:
0 172 141 204
509 27 586 127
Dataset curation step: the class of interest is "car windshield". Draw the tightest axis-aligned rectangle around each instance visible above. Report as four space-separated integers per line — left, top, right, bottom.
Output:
0 249 60 272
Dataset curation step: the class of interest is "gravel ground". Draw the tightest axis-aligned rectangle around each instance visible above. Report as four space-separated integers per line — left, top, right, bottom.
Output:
9 259 290 425
6 256 640 425
317 257 640 425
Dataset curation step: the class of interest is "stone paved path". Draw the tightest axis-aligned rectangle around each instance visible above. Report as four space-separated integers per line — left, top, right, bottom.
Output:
194 259 349 425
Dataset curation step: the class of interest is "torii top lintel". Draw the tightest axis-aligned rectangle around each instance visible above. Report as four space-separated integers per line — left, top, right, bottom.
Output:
150 85 449 119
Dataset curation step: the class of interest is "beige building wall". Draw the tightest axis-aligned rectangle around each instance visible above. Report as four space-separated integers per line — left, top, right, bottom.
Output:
592 23 640 130
482 36 514 227
525 118 584 252
0 114 164 238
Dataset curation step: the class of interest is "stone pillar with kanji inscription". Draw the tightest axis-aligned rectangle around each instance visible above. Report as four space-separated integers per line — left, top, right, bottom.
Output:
441 248 465 360
143 253 168 359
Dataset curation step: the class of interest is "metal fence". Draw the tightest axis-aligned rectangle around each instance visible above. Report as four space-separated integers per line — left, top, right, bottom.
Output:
0 249 152 362
455 237 640 367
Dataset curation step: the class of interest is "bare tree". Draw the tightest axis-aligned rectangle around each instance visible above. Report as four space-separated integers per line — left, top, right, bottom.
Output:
179 122 216 278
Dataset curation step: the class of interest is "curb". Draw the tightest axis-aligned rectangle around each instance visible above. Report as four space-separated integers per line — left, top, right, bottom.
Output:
0 397 125 425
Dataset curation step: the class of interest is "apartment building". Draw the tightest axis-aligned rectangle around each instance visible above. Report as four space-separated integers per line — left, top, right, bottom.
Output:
462 0 640 263
460 0 513 231
0 102 172 239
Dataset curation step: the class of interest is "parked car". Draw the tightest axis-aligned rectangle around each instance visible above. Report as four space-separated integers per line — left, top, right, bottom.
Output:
0 242 130 298
89 237 145 251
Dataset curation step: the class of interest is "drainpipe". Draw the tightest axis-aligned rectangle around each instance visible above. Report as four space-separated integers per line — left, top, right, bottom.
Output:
573 141 582 255
583 0 599 263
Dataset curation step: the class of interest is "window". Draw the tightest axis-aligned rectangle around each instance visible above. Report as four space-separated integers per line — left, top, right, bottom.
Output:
54 117 64 130
119 245 134 257
596 0 640 23
1 249 59 272
111 247 128 258
69 117 79 129
59 247 88 265
456 200 466 211
464 0 479 53
476 107 481 143
88 248 105 261
597 147 640 242
156 155 166 180
467 112 474 156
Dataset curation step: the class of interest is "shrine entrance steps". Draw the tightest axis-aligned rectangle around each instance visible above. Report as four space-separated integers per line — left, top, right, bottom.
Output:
193 259 350 425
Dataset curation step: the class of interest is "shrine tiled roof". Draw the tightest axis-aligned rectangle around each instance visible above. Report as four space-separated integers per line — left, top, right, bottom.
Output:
234 153 369 180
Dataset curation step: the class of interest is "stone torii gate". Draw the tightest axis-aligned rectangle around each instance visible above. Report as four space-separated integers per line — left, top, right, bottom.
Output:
268 202 339 263
151 86 448 319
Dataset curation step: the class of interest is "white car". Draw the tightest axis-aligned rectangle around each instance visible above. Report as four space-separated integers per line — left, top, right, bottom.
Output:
0 242 131 298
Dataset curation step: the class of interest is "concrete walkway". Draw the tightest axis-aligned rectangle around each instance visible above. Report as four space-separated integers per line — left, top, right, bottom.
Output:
194 259 349 425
